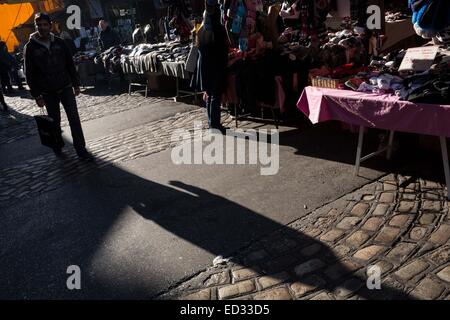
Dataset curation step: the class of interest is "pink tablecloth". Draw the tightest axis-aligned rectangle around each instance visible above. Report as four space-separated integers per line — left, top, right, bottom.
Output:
297 86 450 138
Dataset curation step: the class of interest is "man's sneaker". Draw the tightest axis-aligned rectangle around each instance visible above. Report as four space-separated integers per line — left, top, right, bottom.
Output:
76 149 94 161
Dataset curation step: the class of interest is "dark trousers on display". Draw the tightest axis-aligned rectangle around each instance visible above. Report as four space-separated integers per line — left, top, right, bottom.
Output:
43 87 86 151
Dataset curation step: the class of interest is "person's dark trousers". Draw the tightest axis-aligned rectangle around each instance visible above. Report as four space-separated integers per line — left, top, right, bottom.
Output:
9 67 24 89
0 68 12 92
42 87 86 152
206 91 222 129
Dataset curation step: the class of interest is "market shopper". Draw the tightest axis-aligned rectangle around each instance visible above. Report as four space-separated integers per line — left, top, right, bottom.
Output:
196 0 229 132
0 41 14 93
0 41 25 91
98 20 121 52
24 12 93 160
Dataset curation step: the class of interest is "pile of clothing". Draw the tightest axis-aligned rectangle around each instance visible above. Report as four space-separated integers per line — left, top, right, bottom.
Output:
341 46 449 104
95 46 128 74
314 27 368 69
74 51 97 64
385 11 410 23
120 41 191 75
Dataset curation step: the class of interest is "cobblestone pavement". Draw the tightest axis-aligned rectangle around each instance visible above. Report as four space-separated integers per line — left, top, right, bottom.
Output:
0 88 165 145
157 174 450 300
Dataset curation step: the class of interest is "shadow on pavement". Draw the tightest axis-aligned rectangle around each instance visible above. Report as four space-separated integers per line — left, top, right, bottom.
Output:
276 122 449 184
0 128 415 300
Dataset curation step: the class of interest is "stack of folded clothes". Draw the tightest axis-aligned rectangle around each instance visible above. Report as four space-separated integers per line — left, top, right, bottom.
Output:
341 46 449 104
120 41 192 75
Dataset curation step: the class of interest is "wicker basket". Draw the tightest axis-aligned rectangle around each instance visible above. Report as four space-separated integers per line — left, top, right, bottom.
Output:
311 76 348 89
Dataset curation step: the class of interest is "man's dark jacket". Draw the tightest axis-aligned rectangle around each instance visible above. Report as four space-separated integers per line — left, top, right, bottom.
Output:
24 32 80 98
98 26 121 51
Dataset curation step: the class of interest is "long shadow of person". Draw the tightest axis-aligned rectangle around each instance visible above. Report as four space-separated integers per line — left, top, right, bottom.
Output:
0 140 413 300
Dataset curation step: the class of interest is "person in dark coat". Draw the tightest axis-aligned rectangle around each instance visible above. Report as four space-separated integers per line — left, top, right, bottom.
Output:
0 41 25 92
0 41 14 93
196 0 229 132
98 20 121 52
24 12 92 160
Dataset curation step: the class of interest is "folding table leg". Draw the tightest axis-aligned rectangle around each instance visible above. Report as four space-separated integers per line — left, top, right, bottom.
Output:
386 130 395 160
174 78 179 102
354 126 365 176
235 103 238 128
440 136 450 200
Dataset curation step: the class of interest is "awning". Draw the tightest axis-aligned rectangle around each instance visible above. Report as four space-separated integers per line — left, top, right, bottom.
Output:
0 0 39 4
0 0 64 51
0 2 35 51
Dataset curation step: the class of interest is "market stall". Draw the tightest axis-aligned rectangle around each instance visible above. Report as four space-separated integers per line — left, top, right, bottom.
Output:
296 16 450 198
117 39 198 99
297 84 450 199
94 0 201 99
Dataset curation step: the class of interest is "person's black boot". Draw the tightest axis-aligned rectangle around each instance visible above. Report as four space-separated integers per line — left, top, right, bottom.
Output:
76 148 94 161
52 147 64 157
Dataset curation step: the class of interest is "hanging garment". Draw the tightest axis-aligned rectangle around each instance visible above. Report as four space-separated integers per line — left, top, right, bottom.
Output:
230 0 247 35
409 0 450 34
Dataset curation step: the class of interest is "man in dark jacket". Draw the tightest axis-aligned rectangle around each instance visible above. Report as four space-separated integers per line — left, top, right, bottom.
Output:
98 20 121 52
24 12 92 160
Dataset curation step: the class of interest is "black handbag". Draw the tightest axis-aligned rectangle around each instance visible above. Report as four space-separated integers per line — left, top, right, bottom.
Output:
34 109 63 149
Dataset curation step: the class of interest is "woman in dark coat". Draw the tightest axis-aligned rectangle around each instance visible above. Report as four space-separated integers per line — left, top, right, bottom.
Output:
196 1 229 131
